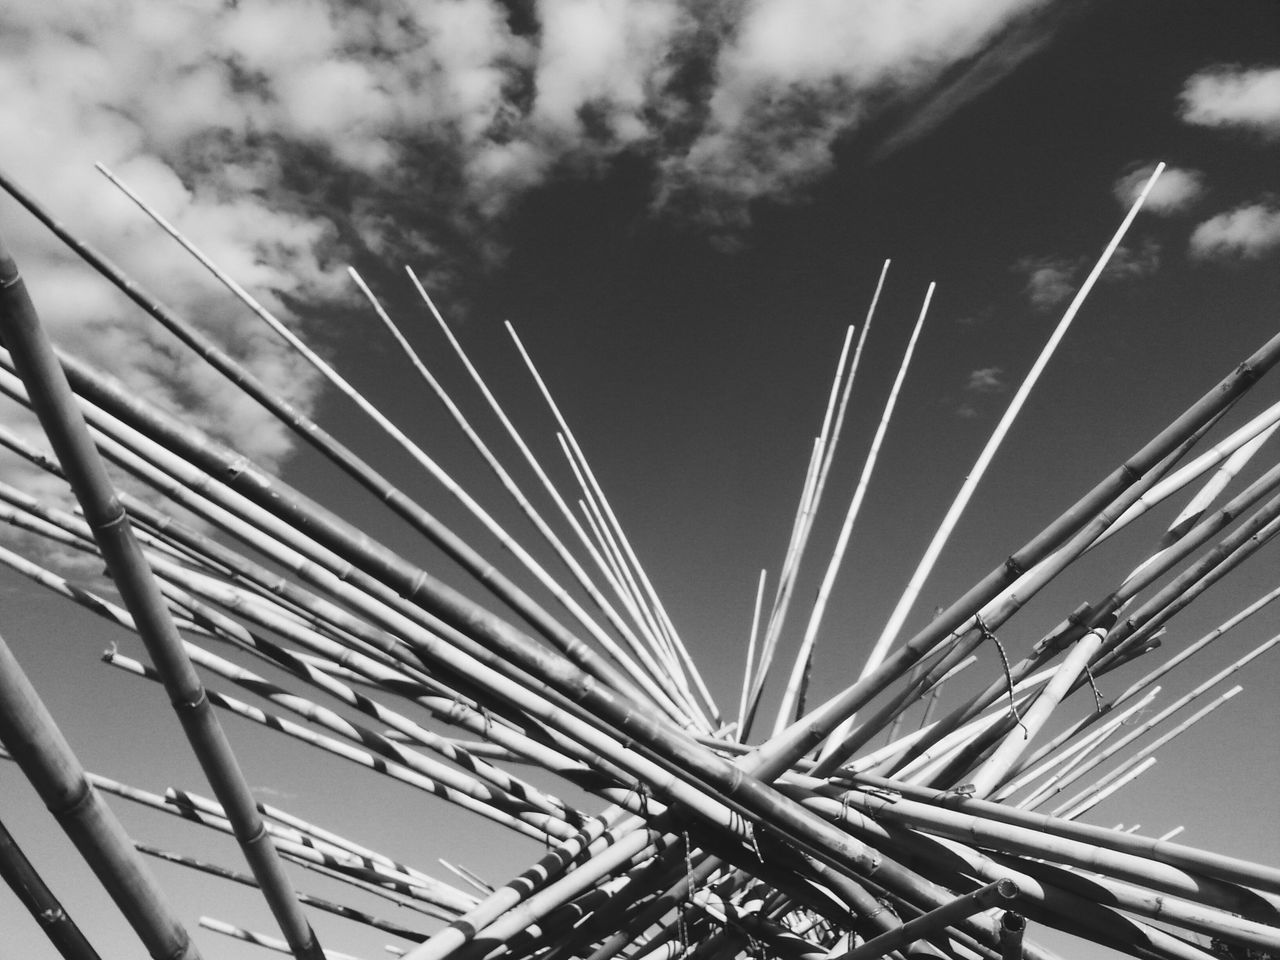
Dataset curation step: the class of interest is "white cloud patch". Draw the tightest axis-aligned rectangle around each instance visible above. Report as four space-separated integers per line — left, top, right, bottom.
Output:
1189 202 1280 261
966 367 1006 393
0 0 1074 536
1113 163 1205 215
1180 66 1280 139
1013 238 1160 310
1014 255 1081 309
656 0 1056 230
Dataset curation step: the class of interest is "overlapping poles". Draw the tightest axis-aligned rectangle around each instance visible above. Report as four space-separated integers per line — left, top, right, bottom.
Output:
2 157 1280 960
0 228 324 959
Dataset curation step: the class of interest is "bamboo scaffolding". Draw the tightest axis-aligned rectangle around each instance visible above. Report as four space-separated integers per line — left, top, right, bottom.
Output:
2 158 1279 960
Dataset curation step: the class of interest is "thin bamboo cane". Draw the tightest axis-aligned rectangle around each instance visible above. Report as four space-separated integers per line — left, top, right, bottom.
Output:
1093 397 1280 548
872 460 1280 783
1057 756 1157 822
837 780 1280 924
754 437 824 713
0 815 104 960
966 629 1107 797
135 844 429 942
849 770 1280 896
351 271 660 674
832 880 1021 960
1159 423 1278 547
560 432 685 684
993 853 1280 954
817 423 1209 775
999 578 1280 797
506 321 718 723
198 918 367 960
736 570 768 738
795 321 1280 778
851 164 1165 695
0 638 199 960
345 268 686 721
1048 686 1243 818
405 269 692 705
104 650 559 843
993 690 1158 805
0 231 323 960
762 261 887 696
15 164 681 730
774 283 935 736
1032 634 1280 812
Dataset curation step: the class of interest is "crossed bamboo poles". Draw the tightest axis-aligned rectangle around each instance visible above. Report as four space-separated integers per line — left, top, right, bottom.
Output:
0 158 1278 960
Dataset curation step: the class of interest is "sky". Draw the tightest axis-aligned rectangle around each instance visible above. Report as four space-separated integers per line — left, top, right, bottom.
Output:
1 1 1279 958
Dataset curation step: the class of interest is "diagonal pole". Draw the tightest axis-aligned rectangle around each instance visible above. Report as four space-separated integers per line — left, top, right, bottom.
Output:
0 229 325 960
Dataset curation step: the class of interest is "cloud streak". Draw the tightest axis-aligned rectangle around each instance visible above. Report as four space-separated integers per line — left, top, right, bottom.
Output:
0 0 1068 527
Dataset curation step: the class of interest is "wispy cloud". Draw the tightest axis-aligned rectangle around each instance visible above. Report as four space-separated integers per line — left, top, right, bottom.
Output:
1013 255 1081 309
1113 163 1205 215
1012 239 1160 310
965 367 1007 393
0 0 1074 520
1189 201 1280 261
656 0 1058 231
1179 65 1280 139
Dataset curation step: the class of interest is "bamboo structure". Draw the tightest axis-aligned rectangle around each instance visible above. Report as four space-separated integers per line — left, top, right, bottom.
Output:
0 155 1278 960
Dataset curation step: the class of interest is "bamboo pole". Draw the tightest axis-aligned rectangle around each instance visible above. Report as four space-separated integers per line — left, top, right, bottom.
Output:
0 634 199 959
831 880 1021 960
851 164 1165 692
774 283 935 736
506 320 719 723
1048 686 1243 818
135 844 428 942
0 815 104 960
405 269 692 704
760 261 887 704
736 569 768 738
1029 634 1280 812
198 918 367 960
347 267 686 719
965 629 1107 797
1159 423 1278 547
1057 756 1157 822
0 228 323 960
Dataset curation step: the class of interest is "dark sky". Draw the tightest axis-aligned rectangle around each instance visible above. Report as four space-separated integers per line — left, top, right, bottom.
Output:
2 2 1279 958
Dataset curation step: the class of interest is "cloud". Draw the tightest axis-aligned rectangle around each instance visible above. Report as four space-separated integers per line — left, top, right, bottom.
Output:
1179 66 1280 139
1013 237 1160 310
1014 255 1081 309
656 0 1058 230
966 367 1007 393
1189 202 1280 261
0 0 1076 537
1112 163 1205 215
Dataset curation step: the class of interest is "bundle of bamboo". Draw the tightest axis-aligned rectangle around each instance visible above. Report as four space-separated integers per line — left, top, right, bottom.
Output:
0 159 1278 960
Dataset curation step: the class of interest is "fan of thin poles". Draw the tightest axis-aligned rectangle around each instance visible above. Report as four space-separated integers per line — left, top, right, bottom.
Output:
1 159 1279 960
